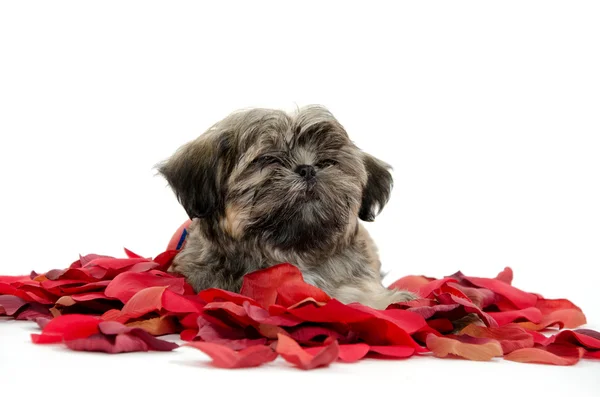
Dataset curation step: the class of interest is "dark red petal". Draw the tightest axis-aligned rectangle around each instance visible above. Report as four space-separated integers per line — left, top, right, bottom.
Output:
105 271 187 303
553 329 600 350
66 333 149 353
504 345 584 365
186 342 277 368
427 318 455 333
287 325 345 344
14 303 52 321
487 307 543 326
406 303 459 319
437 293 498 327
426 333 503 361
127 328 179 351
0 295 28 315
31 314 101 344
336 344 370 363
276 334 339 370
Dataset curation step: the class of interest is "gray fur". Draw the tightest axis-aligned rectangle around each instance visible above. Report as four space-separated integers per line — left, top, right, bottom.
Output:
158 105 417 309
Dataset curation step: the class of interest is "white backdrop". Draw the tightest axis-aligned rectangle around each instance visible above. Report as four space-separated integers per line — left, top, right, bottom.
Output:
1 1 599 396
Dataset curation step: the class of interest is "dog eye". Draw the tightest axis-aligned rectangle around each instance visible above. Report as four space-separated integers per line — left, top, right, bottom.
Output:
253 155 282 166
316 159 338 168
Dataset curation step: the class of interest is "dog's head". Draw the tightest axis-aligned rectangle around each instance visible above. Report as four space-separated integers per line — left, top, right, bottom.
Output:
158 105 393 251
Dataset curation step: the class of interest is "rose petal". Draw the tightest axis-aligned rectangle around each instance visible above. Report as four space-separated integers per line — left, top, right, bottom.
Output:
66 333 148 353
553 329 600 351
125 316 179 336
426 333 503 361
276 334 339 370
186 342 277 368
458 323 535 354
504 345 584 365
240 263 330 309
495 267 513 284
105 272 187 303
517 309 587 331
388 275 434 292
487 307 543 326
0 295 29 315
31 314 101 344
369 345 416 358
337 344 370 363
462 276 537 309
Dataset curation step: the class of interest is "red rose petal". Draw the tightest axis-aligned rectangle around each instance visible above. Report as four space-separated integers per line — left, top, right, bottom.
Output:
495 267 513 284
462 276 537 310
487 307 543 326
240 263 330 308
105 272 187 303
288 299 373 323
504 345 584 365
459 324 535 354
186 342 277 368
123 248 146 259
517 309 587 331
117 286 166 321
199 288 259 306
276 334 339 370
348 305 427 335
153 250 180 271
388 275 434 292
0 295 29 315
31 314 101 344
337 344 370 363
161 290 205 314
426 333 503 361
14 303 53 321
535 298 583 315
553 329 600 350
66 333 148 353
125 316 179 336
437 293 498 327
369 345 416 358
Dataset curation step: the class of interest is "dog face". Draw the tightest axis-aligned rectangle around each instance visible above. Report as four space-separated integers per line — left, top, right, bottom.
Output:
158 106 393 251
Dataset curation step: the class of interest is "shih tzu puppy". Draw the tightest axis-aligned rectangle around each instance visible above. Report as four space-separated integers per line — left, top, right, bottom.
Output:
158 105 417 309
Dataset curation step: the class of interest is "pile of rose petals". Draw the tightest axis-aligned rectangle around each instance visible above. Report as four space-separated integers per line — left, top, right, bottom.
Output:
1 242 599 369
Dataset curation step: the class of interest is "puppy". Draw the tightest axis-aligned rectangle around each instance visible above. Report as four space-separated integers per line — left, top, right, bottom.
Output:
158 105 417 309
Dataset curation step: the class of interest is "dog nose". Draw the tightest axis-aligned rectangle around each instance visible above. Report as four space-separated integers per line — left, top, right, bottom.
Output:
295 164 316 180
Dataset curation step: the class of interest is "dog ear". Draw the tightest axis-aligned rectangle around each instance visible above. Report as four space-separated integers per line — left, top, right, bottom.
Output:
359 154 393 222
158 132 232 220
